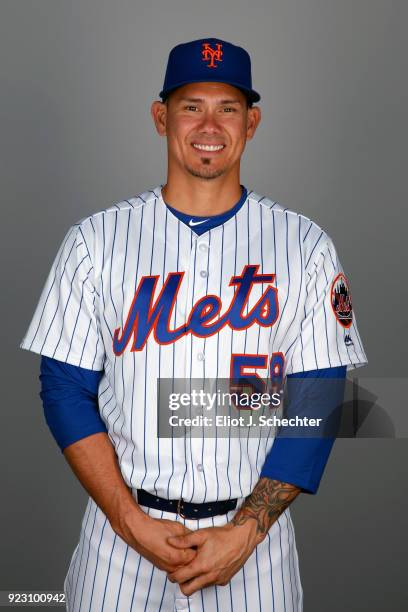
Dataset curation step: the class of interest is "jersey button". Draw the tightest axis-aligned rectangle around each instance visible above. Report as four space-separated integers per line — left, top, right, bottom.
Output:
197 464 204 472
197 352 205 361
200 270 208 278
198 243 209 252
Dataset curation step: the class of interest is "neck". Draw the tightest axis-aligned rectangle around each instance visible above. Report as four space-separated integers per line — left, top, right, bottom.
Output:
161 171 243 216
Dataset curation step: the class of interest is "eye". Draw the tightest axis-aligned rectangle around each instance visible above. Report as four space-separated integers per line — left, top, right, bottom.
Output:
223 107 236 113
185 105 199 112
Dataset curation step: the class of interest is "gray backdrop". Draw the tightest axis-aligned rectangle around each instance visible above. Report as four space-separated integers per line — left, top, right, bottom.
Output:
1 0 407 610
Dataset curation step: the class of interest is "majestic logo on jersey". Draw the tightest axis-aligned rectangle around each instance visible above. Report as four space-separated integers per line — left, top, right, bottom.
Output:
201 42 223 68
331 273 352 328
344 333 354 346
113 264 279 354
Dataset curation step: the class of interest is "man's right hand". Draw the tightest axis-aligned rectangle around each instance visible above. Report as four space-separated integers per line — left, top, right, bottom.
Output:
115 510 197 573
62 433 197 573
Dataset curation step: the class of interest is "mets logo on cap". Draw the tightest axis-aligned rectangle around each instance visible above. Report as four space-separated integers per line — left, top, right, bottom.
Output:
202 42 223 68
331 272 353 328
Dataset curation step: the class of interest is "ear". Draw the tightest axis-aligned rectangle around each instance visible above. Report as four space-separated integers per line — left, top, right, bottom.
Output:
246 106 261 140
151 100 168 136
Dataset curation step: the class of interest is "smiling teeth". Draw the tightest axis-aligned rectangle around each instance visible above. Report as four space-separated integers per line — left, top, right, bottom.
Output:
193 144 224 151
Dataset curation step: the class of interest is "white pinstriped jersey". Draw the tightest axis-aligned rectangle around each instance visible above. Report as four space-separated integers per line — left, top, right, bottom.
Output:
20 185 368 503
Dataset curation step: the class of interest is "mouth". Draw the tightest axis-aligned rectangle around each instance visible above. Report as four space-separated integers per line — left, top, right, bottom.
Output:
191 143 226 154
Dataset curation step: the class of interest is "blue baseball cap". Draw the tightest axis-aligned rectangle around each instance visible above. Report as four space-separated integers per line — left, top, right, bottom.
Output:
159 38 261 104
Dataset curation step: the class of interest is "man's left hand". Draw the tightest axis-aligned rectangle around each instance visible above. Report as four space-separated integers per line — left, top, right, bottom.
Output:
166 520 262 596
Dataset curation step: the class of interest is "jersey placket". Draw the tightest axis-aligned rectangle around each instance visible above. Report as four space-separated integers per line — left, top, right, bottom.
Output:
181 232 211 503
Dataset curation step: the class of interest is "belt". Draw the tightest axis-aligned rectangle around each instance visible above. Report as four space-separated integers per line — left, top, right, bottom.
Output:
136 488 238 520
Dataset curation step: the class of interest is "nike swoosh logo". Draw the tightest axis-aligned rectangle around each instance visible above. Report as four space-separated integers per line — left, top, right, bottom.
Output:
188 218 209 227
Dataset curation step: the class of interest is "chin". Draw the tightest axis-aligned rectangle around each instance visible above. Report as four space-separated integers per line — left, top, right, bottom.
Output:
185 158 230 180
185 165 228 180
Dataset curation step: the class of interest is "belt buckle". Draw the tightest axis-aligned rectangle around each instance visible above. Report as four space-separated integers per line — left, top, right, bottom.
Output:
177 497 187 519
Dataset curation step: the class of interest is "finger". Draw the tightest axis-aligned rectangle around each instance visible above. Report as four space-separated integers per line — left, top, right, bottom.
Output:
167 531 205 549
171 523 194 535
177 546 197 565
179 573 217 596
166 544 197 569
167 558 205 584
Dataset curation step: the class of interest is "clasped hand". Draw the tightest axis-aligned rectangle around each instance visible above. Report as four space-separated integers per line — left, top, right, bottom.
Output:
122 508 261 596
165 520 260 596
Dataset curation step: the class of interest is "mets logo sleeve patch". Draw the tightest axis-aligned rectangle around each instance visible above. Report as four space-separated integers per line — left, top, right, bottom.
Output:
331 272 352 328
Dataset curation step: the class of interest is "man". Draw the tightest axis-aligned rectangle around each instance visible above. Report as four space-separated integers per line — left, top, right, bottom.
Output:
20 38 368 611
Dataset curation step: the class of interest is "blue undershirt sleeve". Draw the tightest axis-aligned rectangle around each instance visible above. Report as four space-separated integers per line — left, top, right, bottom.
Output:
39 355 107 452
259 365 347 494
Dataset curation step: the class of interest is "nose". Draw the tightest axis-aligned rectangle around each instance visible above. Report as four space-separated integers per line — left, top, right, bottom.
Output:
196 109 222 134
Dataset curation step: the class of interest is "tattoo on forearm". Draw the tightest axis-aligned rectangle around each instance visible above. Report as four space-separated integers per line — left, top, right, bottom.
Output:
232 478 301 537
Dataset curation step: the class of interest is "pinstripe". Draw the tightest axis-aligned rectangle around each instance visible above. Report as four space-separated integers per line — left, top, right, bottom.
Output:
193 519 205 612
66 499 93 601
284 513 295 611
76 503 99 611
27 226 77 349
277 517 287 612
118 210 132 464
272 214 291 341
128 554 144 612
215 224 225 500
211 516 220 612
310 295 319 369
78 227 92 261
267 209 278 349
70 502 96 610
129 507 151 612
228 582 234 612
87 516 108 611
323 257 342 364
264 207 278 461
304 231 324 269
167 217 181 499
187 238 198 503
100 214 113 341
350 319 365 356
157 576 169 612
287 513 301 610
318 259 333 368
302 221 312 243
99 534 118 611
267 531 276 611
233 217 244 497
243 199 254 492
79 317 92 367
153 207 168 493
140 198 157 490
254 203 264 476
179 230 194 506
201 230 211 502
89 294 100 370
241 563 249 611
114 543 129 612
143 513 161 612
66 270 93 362
254 545 262 611
129 205 144 486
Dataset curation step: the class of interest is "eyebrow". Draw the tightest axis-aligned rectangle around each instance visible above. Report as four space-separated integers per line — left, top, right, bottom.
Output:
178 97 243 105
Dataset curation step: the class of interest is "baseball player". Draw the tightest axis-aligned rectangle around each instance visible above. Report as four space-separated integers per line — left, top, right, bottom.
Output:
20 38 368 611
